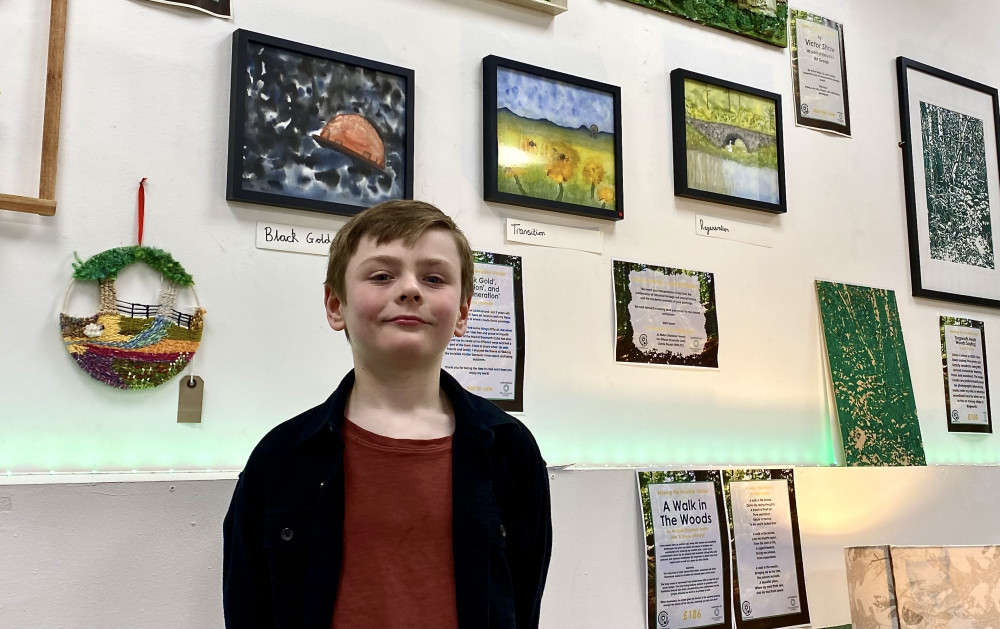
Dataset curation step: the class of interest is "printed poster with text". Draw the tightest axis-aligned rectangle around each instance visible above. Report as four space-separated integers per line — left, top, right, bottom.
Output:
940 316 992 433
723 469 809 629
790 10 851 136
638 471 732 629
614 260 719 368
443 252 525 412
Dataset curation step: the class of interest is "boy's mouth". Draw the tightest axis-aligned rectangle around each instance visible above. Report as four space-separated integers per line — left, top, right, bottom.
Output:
387 315 427 325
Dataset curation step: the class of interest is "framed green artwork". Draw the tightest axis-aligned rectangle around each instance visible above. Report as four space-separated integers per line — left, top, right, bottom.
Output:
897 57 1000 308
620 0 788 48
671 69 786 214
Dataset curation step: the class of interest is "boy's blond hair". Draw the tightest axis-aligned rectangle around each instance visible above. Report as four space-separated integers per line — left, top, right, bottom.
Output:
325 200 475 303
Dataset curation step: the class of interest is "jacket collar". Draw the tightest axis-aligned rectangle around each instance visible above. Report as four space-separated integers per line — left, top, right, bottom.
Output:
295 369 514 448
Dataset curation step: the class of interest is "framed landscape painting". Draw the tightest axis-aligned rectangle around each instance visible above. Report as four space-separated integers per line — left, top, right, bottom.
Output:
671 69 786 213
483 55 624 221
897 57 1000 308
620 0 788 48
227 30 414 217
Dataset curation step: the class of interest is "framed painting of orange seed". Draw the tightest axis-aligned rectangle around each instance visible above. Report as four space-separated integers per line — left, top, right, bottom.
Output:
227 30 414 216
484 55 624 221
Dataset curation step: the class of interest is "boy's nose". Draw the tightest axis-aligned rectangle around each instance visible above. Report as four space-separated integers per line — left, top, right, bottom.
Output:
397 276 422 302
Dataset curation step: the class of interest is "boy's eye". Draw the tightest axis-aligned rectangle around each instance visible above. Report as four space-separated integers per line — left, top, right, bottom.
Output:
371 273 392 282
425 275 445 284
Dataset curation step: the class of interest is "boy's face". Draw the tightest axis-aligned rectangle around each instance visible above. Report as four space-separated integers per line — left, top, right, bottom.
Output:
324 229 471 369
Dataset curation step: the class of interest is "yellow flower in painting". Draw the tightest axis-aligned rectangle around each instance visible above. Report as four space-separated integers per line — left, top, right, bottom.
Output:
582 158 606 199
597 185 615 207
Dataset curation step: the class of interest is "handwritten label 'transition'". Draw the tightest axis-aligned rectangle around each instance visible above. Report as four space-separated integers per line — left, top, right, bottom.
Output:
505 217 602 254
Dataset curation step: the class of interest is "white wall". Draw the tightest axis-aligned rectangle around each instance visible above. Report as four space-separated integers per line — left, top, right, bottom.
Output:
3 466 999 629
3 0 1000 471
3 0 1000 624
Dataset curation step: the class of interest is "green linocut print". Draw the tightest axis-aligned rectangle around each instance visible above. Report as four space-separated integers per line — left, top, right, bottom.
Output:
816 281 926 466
920 102 995 269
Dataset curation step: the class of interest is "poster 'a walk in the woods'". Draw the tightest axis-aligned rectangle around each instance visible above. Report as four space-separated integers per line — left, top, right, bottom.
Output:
897 57 1000 308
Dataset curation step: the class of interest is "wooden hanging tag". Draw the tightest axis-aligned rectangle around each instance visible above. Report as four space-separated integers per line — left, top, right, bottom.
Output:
178 376 204 423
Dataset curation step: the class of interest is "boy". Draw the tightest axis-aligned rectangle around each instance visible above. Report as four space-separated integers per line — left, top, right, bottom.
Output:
223 200 552 629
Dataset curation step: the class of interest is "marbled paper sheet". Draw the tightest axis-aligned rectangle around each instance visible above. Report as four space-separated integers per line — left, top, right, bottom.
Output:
815 282 926 466
845 546 900 629
891 546 1000 629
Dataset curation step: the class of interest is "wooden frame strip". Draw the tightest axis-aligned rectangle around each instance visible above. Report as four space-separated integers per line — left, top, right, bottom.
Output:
0 0 66 217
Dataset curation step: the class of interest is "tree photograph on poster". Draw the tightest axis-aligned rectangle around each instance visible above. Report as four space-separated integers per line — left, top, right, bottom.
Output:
897 57 1000 308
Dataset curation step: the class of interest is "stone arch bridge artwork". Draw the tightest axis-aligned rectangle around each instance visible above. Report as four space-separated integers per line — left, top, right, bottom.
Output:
686 117 776 153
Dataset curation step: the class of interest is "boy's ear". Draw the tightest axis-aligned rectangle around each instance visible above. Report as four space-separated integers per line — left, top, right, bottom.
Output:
453 295 472 337
324 285 347 332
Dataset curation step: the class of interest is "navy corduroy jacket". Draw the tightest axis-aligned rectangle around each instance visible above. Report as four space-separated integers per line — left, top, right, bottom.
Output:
223 370 552 629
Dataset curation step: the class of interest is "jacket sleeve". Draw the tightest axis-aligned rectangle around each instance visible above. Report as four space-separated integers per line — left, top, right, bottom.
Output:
512 436 553 629
222 462 273 628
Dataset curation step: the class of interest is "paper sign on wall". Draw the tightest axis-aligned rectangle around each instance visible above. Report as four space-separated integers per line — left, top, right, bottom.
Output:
505 217 603 254
255 222 338 256
696 215 775 248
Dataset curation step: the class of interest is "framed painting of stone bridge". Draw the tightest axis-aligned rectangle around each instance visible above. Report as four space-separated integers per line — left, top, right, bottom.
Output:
671 68 786 214
226 30 414 216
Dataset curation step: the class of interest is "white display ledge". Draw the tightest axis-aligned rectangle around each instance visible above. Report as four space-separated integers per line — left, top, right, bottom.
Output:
496 0 567 15
0 470 240 485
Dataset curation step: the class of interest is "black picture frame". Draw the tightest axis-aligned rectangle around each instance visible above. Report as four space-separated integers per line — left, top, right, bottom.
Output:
483 55 624 221
896 57 1000 308
226 29 415 217
671 69 787 214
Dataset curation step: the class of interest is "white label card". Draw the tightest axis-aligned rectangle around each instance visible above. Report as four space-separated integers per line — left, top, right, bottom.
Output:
505 217 603 254
696 215 774 248
255 221 338 256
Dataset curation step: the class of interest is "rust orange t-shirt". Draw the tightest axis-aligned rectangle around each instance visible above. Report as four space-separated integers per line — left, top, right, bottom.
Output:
331 418 460 629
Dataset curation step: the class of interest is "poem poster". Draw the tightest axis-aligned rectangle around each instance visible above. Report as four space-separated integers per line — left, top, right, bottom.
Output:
443 252 525 411
940 317 992 433
613 260 719 368
638 470 731 629
790 11 851 136
723 469 809 629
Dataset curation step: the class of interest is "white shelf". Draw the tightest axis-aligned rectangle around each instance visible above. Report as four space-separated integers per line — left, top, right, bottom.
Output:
496 0 568 15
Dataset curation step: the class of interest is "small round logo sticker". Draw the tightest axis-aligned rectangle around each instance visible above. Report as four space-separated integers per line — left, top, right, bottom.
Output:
658 611 670 627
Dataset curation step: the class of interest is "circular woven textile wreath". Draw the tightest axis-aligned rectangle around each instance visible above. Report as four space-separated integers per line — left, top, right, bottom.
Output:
60 246 205 390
